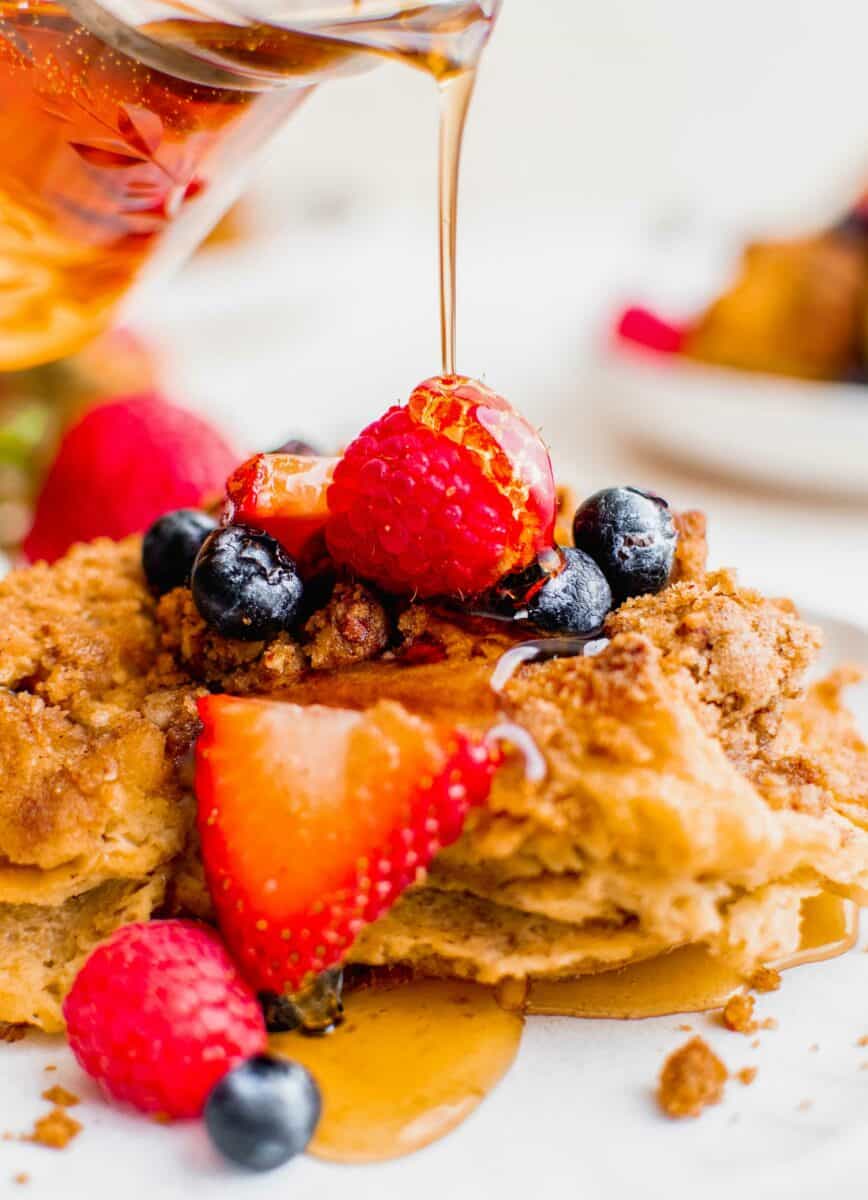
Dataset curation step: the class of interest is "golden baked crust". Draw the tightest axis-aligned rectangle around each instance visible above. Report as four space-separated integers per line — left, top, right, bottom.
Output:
1 526 867 1027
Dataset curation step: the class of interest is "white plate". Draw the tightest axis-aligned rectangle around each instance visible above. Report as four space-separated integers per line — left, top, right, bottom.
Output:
2 611 868 1200
598 338 868 498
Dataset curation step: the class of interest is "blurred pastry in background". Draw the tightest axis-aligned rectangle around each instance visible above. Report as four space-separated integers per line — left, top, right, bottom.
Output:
615 190 868 383
683 229 868 380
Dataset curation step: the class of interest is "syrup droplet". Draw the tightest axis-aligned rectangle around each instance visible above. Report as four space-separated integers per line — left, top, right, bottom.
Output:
490 636 610 694
270 979 523 1164
486 720 547 783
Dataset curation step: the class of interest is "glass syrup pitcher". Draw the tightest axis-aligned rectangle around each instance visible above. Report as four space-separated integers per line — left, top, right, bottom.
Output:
0 0 501 372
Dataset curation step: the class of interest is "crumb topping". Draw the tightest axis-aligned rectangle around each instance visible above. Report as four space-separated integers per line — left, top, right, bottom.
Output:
657 1037 728 1119
722 992 757 1034
25 1108 81 1150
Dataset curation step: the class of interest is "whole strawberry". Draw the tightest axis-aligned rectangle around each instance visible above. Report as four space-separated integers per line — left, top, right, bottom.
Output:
63 921 266 1119
326 375 556 598
196 695 498 994
23 393 238 563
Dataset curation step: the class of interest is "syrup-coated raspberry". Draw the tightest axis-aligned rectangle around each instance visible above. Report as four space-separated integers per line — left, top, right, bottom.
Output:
326 376 556 598
63 921 267 1119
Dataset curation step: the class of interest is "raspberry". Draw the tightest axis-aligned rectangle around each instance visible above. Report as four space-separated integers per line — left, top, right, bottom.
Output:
326 376 556 598
63 921 266 1119
23 393 239 564
615 306 685 354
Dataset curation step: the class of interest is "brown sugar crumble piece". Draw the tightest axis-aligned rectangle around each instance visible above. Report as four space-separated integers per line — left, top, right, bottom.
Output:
736 1066 758 1086
43 1066 56 1073
856 1035 868 1047
758 1017 778 1031
749 967 781 994
722 992 757 1034
677 1023 693 1033
25 1108 82 1150
13 1173 28 1185
41 1086 79 1108
657 1037 728 1119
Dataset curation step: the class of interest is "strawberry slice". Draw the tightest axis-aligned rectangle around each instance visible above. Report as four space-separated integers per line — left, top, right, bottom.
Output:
224 453 338 562
195 695 498 994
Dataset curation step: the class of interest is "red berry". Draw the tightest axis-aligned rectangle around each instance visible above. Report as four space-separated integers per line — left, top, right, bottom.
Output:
23 393 239 564
325 375 556 598
195 695 498 993
615 306 685 354
224 453 338 562
63 920 266 1119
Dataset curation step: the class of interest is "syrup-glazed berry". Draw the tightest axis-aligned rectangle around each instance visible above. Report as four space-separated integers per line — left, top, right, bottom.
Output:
191 525 303 641
205 1055 321 1172
326 376 557 598
572 487 676 603
142 508 216 596
494 547 612 636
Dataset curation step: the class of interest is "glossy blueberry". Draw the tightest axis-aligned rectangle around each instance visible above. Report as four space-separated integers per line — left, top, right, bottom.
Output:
191 525 303 641
523 548 612 635
205 1055 321 1172
142 509 216 596
572 486 676 603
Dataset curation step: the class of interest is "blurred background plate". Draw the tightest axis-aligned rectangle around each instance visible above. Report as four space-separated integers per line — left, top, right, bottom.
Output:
599 341 868 498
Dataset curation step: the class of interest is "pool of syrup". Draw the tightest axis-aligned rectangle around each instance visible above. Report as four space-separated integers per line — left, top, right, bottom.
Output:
270 894 858 1164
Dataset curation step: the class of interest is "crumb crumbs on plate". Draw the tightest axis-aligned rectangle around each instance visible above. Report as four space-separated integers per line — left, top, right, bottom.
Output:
809 1044 819 1053
797 1100 813 1113
758 1017 778 1031
677 1023 693 1032
43 1065 56 1073
722 993 756 1034
41 1086 79 1108
856 1035 868 1047
0 1024 27 1044
13 1173 28 1185
25 1108 82 1150
736 1066 758 1086
748 967 781 993
657 1037 728 1119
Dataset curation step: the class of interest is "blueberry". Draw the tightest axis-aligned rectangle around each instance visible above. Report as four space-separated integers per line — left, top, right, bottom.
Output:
271 438 321 457
572 487 676 604
191 525 303 641
205 1055 321 1172
142 509 216 596
523 548 612 635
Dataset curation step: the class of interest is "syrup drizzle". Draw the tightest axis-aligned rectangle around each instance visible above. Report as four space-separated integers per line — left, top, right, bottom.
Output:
271 979 522 1164
485 720 547 782
490 636 610 694
276 896 858 1165
438 69 477 375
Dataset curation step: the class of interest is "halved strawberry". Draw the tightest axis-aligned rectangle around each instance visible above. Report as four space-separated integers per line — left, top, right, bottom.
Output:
224 453 338 563
195 695 498 994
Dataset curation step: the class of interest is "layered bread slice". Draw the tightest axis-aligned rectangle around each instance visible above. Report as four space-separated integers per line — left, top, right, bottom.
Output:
0 519 866 1029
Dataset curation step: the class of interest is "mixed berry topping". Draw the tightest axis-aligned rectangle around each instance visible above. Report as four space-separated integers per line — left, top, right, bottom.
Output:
326 375 557 598
142 508 216 596
572 486 676 603
205 1056 321 1171
191 525 304 641
108 375 682 1166
63 921 267 1119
